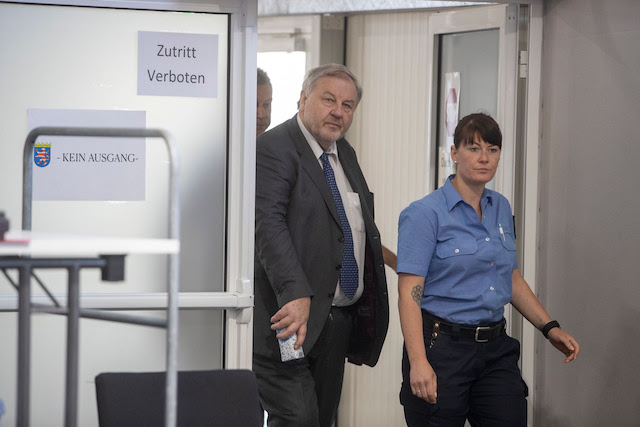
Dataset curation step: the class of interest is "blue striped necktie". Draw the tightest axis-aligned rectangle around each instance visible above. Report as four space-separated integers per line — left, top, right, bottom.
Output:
320 152 358 299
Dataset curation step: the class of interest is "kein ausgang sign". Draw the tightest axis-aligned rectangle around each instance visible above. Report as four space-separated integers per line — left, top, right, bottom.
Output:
28 108 146 201
138 31 219 98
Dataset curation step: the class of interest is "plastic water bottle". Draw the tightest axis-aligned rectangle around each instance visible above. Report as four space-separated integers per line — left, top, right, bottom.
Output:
277 330 304 362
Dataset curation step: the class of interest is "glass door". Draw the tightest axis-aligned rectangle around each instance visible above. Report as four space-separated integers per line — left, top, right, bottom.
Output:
427 6 543 426
436 28 500 189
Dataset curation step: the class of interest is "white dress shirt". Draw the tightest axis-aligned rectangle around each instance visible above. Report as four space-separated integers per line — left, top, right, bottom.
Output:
296 114 365 306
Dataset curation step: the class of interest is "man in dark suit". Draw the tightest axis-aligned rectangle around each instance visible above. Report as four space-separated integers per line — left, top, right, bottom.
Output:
253 64 389 427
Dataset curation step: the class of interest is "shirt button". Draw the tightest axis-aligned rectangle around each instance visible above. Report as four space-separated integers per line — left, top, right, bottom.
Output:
488 310 493 315
490 262 495 266
490 286 495 291
454 249 460 254
485 237 490 242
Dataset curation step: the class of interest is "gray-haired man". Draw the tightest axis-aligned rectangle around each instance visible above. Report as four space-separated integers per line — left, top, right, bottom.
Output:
253 64 389 427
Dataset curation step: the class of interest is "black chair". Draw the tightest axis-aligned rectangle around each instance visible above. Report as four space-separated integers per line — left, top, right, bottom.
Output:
95 369 263 427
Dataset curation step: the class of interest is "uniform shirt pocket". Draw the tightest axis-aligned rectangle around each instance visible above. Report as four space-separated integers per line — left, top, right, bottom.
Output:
435 238 478 259
500 230 517 251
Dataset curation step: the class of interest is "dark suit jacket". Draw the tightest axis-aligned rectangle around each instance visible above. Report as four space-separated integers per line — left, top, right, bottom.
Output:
254 116 389 367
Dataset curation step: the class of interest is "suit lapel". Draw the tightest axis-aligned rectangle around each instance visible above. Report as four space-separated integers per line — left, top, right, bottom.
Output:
287 117 341 226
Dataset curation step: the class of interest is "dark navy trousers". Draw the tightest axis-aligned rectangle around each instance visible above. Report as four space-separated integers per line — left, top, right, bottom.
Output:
401 328 528 427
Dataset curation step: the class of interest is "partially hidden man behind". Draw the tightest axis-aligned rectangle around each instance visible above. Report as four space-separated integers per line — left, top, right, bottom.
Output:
254 64 390 427
256 68 272 136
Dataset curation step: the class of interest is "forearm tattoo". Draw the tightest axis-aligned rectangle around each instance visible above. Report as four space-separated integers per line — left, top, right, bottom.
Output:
411 285 423 306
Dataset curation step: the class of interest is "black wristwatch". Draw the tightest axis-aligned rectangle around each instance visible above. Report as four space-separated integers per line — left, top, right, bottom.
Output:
541 320 560 339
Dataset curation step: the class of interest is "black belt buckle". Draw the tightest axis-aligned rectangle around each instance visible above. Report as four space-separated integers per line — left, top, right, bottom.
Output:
474 326 492 343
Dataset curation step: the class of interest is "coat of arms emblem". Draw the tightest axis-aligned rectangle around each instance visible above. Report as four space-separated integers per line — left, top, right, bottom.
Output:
34 142 51 167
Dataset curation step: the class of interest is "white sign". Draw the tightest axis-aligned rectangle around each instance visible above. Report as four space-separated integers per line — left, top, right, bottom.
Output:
28 109 146 201
138 31 218 98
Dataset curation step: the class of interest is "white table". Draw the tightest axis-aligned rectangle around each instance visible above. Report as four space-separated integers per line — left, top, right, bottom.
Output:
1 230 179 256
0 231 179 427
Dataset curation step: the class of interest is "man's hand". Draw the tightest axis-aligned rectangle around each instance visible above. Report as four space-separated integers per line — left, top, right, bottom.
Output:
270 297 311 349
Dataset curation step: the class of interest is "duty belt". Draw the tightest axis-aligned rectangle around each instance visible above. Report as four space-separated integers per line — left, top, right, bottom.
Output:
422 310 506 343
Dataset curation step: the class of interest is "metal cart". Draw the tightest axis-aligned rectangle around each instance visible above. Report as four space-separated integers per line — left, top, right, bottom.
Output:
1 127 181 427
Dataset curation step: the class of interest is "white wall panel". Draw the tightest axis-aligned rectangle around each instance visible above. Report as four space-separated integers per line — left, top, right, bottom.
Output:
341 11 431 426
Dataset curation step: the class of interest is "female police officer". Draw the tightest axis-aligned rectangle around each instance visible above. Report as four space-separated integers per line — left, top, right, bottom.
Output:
397 113 579 426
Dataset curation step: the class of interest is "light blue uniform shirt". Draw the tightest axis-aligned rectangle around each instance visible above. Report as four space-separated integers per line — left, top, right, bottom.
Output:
397 175 518 324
